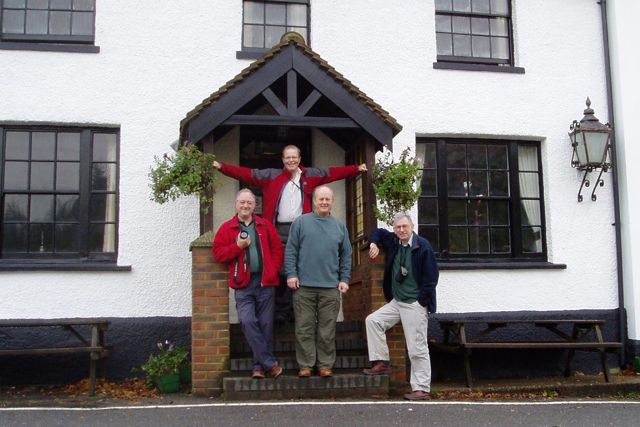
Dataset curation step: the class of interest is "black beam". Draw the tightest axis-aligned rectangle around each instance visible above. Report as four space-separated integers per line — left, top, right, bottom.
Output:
223 115 359 128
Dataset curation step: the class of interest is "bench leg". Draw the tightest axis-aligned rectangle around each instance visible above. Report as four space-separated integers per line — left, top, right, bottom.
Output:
464 349 473 388
594 325 610 382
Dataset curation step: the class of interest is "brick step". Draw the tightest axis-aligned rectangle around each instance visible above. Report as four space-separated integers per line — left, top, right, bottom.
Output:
223 372 389 401
231 334 367 354
230 354 371 371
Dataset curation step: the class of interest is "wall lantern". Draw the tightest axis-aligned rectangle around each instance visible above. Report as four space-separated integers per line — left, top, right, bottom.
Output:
569 97 612 202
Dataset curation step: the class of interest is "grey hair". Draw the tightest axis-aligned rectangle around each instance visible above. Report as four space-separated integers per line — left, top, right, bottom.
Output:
393 212 413 226
236 188 256 202
282 145 301 157
312 185 334 201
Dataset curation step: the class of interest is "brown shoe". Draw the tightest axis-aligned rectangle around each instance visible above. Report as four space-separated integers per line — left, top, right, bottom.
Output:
268 361 283 378
403 390 431 401
319 369 333 377
298 368 312 377
363 361 392 375
251 368 265 379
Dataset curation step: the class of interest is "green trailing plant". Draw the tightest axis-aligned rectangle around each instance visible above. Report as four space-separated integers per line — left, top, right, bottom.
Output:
149 144 218 213
140 341 190 388
372 148 423 225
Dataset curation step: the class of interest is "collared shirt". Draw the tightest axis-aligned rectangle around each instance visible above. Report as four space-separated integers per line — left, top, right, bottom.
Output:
239 220 262 273
277 169 303 223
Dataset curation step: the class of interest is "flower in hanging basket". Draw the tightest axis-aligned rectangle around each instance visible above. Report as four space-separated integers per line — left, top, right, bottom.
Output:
149 144 219 213
372 148 423 226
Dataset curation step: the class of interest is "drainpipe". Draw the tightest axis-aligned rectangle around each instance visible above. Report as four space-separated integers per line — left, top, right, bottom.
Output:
598 0 626 366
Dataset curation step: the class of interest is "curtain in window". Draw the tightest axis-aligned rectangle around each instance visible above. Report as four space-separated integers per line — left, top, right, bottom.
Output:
518 146 541 253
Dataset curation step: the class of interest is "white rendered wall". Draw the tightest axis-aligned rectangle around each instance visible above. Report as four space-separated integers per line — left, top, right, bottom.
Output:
0 1 617 319
607 0 640 340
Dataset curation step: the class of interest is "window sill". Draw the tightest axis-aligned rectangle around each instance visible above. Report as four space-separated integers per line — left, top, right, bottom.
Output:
236 50 266 60
433 62 525 74
0 261 131 271
0 42 100 53
438 261 566 271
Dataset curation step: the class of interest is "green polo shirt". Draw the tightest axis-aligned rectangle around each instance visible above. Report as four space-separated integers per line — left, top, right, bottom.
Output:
240 221 262 274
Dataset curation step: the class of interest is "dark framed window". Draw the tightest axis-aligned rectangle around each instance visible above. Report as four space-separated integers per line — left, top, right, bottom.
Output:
0 125 119 263
416 138 546 262
435 0 513 66
1 0 95 44
239 0 309 58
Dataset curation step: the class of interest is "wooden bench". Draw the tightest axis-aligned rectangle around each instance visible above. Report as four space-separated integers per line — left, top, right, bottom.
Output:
436 319 622 388
0 318 111 396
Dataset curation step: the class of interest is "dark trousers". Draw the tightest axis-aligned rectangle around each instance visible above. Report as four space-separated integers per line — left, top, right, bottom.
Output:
275 222 293 322
235 275 276 371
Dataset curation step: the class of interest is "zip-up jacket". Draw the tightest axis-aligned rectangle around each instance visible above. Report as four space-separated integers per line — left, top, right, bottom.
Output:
212 214 284 289
218 163 360 224
369 229 439 313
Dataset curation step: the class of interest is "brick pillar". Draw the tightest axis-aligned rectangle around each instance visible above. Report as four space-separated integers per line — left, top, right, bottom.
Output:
190 231 230 397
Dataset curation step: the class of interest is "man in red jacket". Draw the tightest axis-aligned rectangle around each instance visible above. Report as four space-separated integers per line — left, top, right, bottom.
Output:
213 145 367 322
212 189 284 379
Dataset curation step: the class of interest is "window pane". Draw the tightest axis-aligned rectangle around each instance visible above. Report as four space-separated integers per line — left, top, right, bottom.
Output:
92 163 116 191
25 10 47 34
417 143 437 168
90 194 116 222
449 227 469 253
57 132 80 160
30 161 55 191
287 4 307 27
29 223 54 252
468 200 487 225
4 0 26 8
447 170 467 196
469 226 489 253
3 194 28 221
467 144 486 169
518 145 538 171
487 144 508 169
452 0 471 12
30 194 54 222
419 225 440 252
472 35 491 58
472 0 490 13
521 200 541 226
265 3 285 25
522 227 542 253
519 172 539 197
436 15 451 32
420 170 437 196
489 200 509 225
453 34 471 56
3 224 28 253
471 17 489 35
2 9 25 34
436 33 453 56
56 194 80 221
490 228 510 253
54 224 79 252
244 1 264 24
490 17 508 36
244 24 264 48
73 0 94 11
435 0 452 11
51 0 72 9
468 171 487 196
90 223 115 252
489 170 509 196
452 16 470 34
448 200 467 225
92 133 117 162
49 11 71 35
55 162 79 191
491 36 509 59
5 131 30 160
27 0 48 9
418 198 438 224
31 132 55 160
265 25 285 47
71 11 93 35
491 0 509 15
4 162 29 191
447 144 466 168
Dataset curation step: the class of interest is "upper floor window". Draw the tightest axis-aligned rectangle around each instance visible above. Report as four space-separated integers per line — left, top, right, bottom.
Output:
435 0 512 66
416 138 546 262
1 125 118 263
239 0 309 59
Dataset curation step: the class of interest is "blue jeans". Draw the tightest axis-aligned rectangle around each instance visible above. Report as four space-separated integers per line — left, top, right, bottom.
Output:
235 275 277 371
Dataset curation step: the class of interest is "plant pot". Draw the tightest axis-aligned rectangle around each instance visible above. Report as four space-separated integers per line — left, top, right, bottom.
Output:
154 373 180 393
179 364 192 384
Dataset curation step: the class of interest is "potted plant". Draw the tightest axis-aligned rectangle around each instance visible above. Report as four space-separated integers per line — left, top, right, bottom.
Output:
149 144 219 213
141 341 190 393
371 147 423 225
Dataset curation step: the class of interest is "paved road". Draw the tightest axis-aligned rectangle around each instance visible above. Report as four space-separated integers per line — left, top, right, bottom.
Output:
1 400 639 427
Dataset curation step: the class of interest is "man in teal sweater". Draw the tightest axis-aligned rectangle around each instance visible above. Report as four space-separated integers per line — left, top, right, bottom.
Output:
285 186 351 377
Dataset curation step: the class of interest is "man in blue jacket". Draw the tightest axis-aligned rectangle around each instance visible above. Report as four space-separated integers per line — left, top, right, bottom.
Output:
363 213 438 401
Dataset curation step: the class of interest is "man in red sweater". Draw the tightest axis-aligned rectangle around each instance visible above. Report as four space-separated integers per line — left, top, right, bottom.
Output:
213 145 366 321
